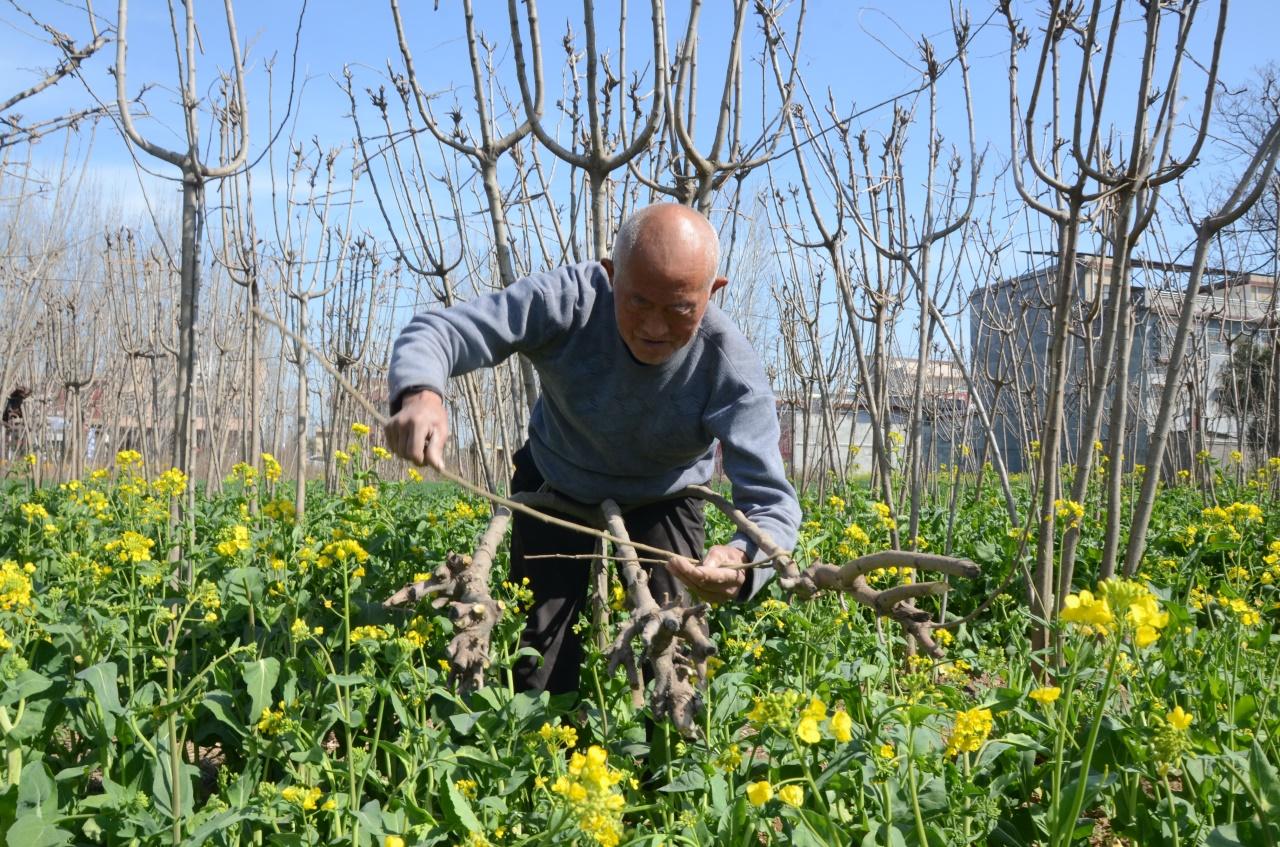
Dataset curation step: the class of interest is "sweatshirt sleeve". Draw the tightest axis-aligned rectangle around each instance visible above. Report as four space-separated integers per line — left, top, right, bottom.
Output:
703 381 802 602
387 266 587 413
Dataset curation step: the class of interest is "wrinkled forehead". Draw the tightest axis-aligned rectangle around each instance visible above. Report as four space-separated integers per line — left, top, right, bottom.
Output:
616 235 717 291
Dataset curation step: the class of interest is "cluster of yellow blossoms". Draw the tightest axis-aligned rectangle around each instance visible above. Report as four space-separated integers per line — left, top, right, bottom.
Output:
1187 589 1262 627
215 525 252 558
537 722 578 749
946 707 994 756
262 498 296 522
551 746 626 847
871 501 896 531
106 531 154 564
746 780 803 807
318 538 369 570
281 785 324 811
262 453 283 483
1195 502 1264 543
1029 686 1061 705
0 560 35 612
1054 499 1084 529
746 691 853 744
349 625 390 645
152 468 188 498
115 450 143 470
1060 579 1168 647
1153 705 1195 773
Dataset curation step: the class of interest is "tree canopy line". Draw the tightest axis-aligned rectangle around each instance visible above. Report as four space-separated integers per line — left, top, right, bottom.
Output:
2 0 1280 638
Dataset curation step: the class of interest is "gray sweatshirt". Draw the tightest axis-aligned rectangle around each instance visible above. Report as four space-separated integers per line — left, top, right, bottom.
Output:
388 261 801 599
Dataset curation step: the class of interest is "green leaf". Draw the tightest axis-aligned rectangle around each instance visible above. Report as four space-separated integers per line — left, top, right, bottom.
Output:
151 735 199 821
76 662 122 737
200 691 247 737
0 670 52 707
241 658 280 725
5 815 70 847
658 769 707 793
17 762 56 819
1250 741 1280 819
326 673 366 686
186 808 254 844
441 779 482 834
1234 695 1258 726
860 822 908 847
1206 823 1246 846
223 567 264 607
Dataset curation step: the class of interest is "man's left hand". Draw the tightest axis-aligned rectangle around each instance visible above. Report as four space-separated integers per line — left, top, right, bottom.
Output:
665 544 748 604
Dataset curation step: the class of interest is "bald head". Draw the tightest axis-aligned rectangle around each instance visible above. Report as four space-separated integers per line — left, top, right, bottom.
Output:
611 204 721 290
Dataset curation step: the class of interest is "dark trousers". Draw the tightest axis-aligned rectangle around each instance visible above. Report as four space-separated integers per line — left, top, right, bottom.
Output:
508 444 705 696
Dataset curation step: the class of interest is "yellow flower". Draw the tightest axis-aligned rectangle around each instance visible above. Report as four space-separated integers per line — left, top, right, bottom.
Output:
827 495 846 510
349 625 389 644
777 784 804 807
281 785 322 811
153 468 188 497
385 837 406 847
537 722 578 749
351 422 371 437
261 453 283 483
796 716 822 745
830 709 853 743
801 696 827 721
746 781 773 806
946 708 993 757
115 449 143 469
1167 706 1193 732
1029 686 1061 705
105 531 155 564
551 746 626 846
1060 590 1114 631
842 523 870 547
0 560 35 612
215 525 252 558
1135 625 1160 648
1054 498 1084 528
19 502 49 522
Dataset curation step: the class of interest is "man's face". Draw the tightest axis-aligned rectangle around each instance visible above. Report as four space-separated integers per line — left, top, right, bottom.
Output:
607 258 725 365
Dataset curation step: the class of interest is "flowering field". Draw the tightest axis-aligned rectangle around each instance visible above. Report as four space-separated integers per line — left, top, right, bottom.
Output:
2 438 1280 846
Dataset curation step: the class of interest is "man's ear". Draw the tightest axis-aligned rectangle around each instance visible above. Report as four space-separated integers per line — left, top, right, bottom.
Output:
711 275 729 295
601 257 615 283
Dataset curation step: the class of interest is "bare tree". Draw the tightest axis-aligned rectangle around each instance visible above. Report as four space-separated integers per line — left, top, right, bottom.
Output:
1 1 111 150
506 0 667 257
112 0 249 490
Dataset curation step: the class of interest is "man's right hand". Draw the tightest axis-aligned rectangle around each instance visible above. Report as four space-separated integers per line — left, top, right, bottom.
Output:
385 389 449 470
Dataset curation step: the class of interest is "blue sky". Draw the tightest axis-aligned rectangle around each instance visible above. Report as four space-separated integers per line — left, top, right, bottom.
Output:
3 1 1279 265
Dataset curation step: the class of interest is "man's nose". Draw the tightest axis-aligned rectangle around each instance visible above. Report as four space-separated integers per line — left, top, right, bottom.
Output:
640 310 667 337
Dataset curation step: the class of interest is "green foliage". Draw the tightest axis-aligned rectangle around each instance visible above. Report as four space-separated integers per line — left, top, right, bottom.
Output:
2 441 1280 845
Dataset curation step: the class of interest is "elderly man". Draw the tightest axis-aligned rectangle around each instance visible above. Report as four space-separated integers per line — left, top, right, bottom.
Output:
385 203 800 695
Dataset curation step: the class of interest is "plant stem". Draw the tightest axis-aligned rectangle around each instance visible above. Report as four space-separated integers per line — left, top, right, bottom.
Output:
1056 637 1122 847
